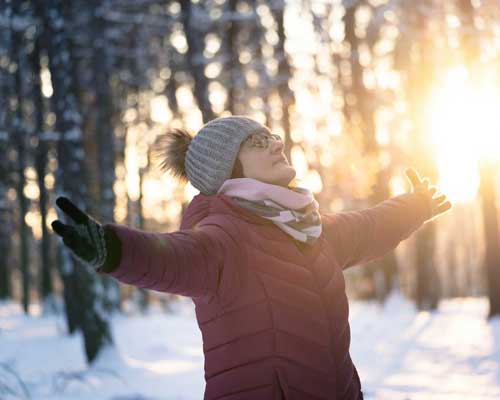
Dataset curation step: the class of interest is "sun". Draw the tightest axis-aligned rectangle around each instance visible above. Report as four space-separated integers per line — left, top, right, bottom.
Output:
424 66 500 203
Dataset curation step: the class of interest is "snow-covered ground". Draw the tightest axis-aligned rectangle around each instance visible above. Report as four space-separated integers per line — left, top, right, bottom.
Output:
1 291 499 400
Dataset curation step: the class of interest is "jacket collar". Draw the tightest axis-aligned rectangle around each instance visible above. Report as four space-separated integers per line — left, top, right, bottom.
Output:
180 193 275 230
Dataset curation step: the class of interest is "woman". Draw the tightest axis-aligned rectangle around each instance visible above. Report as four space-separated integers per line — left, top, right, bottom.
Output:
52 116 452 400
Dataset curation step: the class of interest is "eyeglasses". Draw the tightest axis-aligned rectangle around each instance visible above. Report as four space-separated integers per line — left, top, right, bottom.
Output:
243 133 283 149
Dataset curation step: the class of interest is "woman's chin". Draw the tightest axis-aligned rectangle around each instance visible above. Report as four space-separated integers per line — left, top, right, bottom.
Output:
272 165 296 186
286 166 296 180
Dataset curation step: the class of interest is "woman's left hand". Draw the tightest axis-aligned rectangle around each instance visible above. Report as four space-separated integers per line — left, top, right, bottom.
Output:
405 167 453 221
51 196 108 270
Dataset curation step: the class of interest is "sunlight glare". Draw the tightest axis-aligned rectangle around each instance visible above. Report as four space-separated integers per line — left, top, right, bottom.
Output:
291 145 308 180
425 66 500 203
303 170 323 194
151 96 172 124
40 67 53 98
184 181 199 200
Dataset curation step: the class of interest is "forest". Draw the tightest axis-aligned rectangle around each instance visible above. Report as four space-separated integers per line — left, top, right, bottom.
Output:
1 1 500 399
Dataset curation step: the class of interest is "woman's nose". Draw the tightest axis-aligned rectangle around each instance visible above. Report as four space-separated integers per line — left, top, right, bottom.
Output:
270 138 284 153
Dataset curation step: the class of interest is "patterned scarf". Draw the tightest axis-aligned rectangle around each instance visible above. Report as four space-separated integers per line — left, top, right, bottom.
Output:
217 178 322 244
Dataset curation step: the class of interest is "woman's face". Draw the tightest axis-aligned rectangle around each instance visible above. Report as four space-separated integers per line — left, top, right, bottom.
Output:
236 131 296 187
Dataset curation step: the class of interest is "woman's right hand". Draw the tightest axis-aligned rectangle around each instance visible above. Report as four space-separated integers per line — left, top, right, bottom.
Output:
51 197 108 270
405 167 452 221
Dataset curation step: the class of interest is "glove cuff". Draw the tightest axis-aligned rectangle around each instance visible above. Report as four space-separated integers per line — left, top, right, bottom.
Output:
99 226 122 273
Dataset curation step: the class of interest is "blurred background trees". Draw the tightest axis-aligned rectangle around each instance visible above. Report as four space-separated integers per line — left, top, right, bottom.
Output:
1 0 499 364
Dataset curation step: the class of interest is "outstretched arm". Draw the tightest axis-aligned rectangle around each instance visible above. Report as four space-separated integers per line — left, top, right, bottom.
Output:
99 220 240 303
321 168 452 270
51 197 241 304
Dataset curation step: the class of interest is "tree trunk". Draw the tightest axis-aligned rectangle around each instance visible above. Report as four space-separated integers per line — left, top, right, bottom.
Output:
165 52 180 118
404 0 441 311
272 0 295 167
457 0 500 319
479 160 500 318
30 17 56 312
137 151 149 313
416 222 440 310
224 0 239 115
371 168 399 302
181 0 215 122
250 1 271 126
342 1 396 302
91 0 120 313
43 0 113 364
12 2 31 313
0 1 13 301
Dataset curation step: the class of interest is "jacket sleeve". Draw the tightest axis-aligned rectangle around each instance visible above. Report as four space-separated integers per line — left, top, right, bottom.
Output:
96 219 241 303
321 192 431 270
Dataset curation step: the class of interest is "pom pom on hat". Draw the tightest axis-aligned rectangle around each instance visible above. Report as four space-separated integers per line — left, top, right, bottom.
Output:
152 128 193 183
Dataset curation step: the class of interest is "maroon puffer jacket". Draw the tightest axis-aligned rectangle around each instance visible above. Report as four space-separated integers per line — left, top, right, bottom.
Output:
100 191 430 399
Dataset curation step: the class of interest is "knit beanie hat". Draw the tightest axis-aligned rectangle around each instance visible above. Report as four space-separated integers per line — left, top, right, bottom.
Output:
153 116 272 195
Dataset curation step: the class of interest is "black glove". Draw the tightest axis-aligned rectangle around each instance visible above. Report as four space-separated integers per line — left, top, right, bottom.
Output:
405 167 452 221
51 197 114 270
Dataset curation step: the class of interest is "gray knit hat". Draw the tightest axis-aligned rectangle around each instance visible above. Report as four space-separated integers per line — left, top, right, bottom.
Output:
184 116 271 195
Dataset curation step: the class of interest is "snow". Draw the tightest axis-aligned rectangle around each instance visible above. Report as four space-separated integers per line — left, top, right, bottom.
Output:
350 292 500 400
1 292 500 399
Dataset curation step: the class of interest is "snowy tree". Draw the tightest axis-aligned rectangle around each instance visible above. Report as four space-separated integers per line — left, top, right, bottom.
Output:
41 0 113 363
395 0 442 310
270 0 295 167
88 1 120 311
30 1 55 311
181 0 216 122
455 0 500 318
0 0 14 301
11 0 33 314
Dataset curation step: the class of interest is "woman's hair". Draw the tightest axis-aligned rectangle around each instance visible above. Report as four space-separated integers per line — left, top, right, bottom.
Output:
230 158 245 179
152 127 245 182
